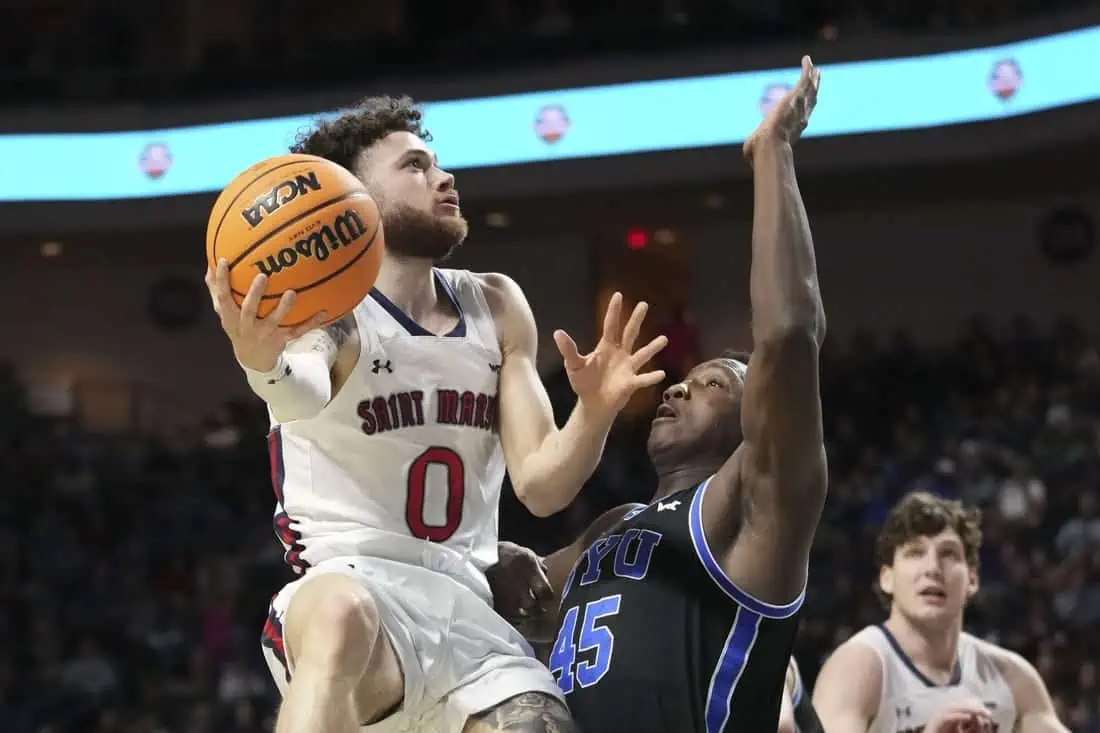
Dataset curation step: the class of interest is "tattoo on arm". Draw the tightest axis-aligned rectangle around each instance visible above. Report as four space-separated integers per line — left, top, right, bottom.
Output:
464 692 577 733
324 317 353 348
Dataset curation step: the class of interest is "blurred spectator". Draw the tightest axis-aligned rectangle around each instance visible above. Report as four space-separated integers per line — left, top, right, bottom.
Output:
657 304 701 384
0 0 1090 104
1055 491 1100 556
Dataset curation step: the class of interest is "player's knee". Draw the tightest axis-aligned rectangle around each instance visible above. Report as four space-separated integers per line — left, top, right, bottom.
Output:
285 576 383 676
464 692 577 733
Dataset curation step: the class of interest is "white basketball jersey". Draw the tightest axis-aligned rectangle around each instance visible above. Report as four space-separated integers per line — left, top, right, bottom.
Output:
268 268 505 600
851 625 1017 733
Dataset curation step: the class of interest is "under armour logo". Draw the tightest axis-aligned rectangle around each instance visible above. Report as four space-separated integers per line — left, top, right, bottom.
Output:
984 702 998 710
489 363 502 373
266 363 293 385
896 706 912 719
657 500 681 512
372 360 393 374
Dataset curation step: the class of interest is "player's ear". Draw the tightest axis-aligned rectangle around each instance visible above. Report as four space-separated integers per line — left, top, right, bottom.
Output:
965 565 979 599
878 565 894 598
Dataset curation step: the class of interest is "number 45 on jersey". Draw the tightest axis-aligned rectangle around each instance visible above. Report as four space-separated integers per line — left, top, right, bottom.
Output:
550 594 622 695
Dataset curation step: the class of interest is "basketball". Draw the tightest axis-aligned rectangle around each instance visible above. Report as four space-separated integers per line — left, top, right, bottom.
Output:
205 153 385 327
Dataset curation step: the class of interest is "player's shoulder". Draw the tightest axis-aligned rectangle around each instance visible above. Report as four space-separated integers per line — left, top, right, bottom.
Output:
468 271 529 309
832 628 886 662
966 634 1036 682
846 624 891 649
814 630 885 715
818 628 886 685
466 272 537 352
962 631 1008 659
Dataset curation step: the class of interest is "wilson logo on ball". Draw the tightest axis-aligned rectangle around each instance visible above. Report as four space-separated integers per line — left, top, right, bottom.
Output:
252 209 369 276
241 172 323 228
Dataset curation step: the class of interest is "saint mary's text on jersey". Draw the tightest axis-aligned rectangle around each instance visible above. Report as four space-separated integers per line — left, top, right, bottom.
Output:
356 388 498 436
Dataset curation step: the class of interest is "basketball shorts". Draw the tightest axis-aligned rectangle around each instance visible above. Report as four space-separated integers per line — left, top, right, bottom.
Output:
261 555 565 732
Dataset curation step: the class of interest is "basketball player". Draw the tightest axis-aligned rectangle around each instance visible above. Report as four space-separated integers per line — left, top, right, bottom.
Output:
530 56 827 732
204 95 668 733
811 491 1070 733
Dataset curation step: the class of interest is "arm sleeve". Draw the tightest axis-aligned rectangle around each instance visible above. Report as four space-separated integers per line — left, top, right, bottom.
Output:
241 328 339 423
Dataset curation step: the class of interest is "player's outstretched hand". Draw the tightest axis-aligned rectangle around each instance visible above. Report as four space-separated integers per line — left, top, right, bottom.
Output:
744 55 820 162
487 541 557 642
205 258 326 373
553 291 668 421
923 701 993 733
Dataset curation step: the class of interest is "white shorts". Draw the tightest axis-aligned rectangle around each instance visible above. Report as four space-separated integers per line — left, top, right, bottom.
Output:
261 555 564 733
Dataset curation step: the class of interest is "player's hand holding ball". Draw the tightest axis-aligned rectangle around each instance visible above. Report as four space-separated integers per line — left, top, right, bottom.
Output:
924 701 993 733
744 55 820 163
553 292 668 422
204 153 386 372
205 262 327 373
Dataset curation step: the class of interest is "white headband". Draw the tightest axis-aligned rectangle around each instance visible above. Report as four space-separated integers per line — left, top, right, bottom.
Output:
719 358 748 382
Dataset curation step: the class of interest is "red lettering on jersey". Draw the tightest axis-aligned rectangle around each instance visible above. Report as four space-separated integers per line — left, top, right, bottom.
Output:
406 446 466 542
483 393 497 429
437 389 459 424
357 390 426 435
459 391 476 426
436 389 498 431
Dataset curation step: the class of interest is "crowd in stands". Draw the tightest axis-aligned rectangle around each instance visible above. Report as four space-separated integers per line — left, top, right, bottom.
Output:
0 0 1087 105
2 317 1099 732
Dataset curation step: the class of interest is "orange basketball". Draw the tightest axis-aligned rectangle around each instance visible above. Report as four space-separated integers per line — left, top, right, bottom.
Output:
206 153 384 327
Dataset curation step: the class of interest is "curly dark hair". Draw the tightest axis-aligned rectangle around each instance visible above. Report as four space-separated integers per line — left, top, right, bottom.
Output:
290 95 431 175
873 491 982 605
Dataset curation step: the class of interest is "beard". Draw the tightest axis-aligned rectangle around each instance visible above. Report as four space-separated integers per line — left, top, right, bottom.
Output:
379 202 469 262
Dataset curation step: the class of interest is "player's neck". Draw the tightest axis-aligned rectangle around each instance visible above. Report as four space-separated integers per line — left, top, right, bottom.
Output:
373 254 439 321
653 464 718 501
884 612 961 677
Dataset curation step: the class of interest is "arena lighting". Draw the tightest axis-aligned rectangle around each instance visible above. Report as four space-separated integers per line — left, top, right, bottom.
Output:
626 228 649 250
485 212 510 228
3 23 1100 202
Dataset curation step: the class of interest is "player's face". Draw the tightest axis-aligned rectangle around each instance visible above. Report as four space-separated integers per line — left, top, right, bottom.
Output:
359 131 468 261
880 529 977 628
646 359 744 465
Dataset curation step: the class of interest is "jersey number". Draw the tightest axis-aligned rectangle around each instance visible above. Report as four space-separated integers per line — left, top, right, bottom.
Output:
406 446 465 542
549 594 622 695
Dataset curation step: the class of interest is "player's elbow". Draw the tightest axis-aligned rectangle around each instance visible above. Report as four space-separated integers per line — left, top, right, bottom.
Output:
756 317 825 359
512 482 566 518
506 434 576 518
510 461 571 517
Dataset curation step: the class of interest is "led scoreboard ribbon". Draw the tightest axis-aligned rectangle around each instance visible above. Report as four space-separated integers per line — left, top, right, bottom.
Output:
3 24 1098 202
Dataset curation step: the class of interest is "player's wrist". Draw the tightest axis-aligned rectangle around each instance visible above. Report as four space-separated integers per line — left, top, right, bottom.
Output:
749 133 794 159
573 396 617 431
240 351 287 381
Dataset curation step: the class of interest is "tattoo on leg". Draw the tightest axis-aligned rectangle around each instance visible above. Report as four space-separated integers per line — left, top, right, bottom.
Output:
466 692 577 733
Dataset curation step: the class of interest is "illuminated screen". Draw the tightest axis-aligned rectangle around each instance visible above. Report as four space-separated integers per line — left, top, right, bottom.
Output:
5 25 1097 202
